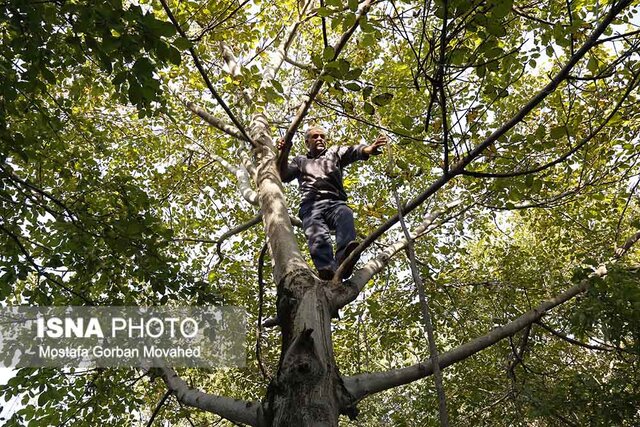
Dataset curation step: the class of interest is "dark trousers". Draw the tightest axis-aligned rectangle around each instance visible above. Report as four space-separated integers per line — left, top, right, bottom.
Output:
299 199 356 272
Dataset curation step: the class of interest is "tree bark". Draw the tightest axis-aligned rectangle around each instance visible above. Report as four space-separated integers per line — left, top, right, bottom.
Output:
262 272 356 426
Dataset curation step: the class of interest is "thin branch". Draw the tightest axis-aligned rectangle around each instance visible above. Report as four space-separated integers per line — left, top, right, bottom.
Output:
390 146 449 426
0 223 94 304
279 0 375 149
462 66 640 178
334 0 634 281
614 176 640 244
593 29 640 46
343 272 599 401
283 55 317 72
535 321 615 352
615 230 640 258
159 0 255 146
332 200 464 309
259 0 315 89
256 242 272 381
217 214 263 258
146 390 172 427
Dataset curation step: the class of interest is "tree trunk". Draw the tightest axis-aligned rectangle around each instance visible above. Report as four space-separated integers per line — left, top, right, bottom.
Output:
262 271 356 426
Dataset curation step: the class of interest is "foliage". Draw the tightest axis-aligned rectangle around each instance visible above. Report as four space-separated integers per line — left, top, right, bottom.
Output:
1 0 639 425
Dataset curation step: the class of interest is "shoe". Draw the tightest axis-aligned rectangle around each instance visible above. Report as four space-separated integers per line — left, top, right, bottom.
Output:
337 240 360 279
318 268 335 281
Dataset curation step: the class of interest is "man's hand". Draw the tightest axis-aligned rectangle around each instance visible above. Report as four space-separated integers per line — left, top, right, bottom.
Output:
364 134 388 155
277 138 286 151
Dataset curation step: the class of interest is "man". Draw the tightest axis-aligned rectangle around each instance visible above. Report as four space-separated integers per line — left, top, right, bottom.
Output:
277 126 387 280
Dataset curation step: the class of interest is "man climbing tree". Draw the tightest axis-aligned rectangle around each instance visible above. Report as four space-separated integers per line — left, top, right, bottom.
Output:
1 0 639 425
277 127 388 280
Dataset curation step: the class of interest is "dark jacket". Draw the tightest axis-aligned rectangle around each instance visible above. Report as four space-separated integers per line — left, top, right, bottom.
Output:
281 144 369 203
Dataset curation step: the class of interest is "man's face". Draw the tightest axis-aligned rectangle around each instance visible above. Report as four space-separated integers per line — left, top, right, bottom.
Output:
306 128 327 154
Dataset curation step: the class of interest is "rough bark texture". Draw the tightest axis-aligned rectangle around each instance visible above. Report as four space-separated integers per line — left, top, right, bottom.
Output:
262 270 356 426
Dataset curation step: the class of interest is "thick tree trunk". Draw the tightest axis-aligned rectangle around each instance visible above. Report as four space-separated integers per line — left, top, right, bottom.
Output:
262 271 356 426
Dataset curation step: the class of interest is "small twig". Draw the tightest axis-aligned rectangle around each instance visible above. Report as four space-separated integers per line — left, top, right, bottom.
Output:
146 390 172 427
535 321 615 352
387 140 450 427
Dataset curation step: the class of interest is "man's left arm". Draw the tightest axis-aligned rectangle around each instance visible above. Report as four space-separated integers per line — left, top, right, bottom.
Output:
337 134 388 167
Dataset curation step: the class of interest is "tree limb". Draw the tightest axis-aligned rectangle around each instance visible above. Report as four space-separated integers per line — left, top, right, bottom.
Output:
159 0 255 146
146 390 172 427
392 154 449 426
615 230 640 258
334 0 633 281
185 101 248 142
343 274 597 402
331 200 463 309
259 0 315 89
206 153 258 205
462 65 640 178
279 0 375 148
535 321 615 352
157 366 261 426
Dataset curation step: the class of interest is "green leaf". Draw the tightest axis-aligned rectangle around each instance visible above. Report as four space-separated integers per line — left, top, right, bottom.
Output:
372 92 393 106
342 12 356 30
271 79 284 93
166 46 182 65
348 0 358 11
486 20 507 37
550 126 565 139
317 7 334 17
311 54 324 69
362 85 373 99
360 34 376 47
344 67 362 80
173 37 192 50
345 82 361 91
491 0 513 19
363 102 375 115
323 46 335 61
401 116 413 129
360 18 375 33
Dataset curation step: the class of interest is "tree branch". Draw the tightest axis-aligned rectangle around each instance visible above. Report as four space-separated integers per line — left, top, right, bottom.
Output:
0 223 95 304
157 366 261 426
343 273 598 402
331 200 463 309
279 0 375 149
391 152 449 426
146 390 172 427
462 66 640 178
159 0 255 146
535 321 615 352
260 0 315 89
186 102 247 141
205 153 258 205
615 230 640 258
334 0 634 281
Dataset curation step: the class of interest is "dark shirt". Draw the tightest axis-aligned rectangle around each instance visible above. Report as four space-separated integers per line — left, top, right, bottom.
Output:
282 144 369 203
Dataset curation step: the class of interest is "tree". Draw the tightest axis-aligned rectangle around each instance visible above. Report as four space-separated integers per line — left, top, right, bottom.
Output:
1 0 639 425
